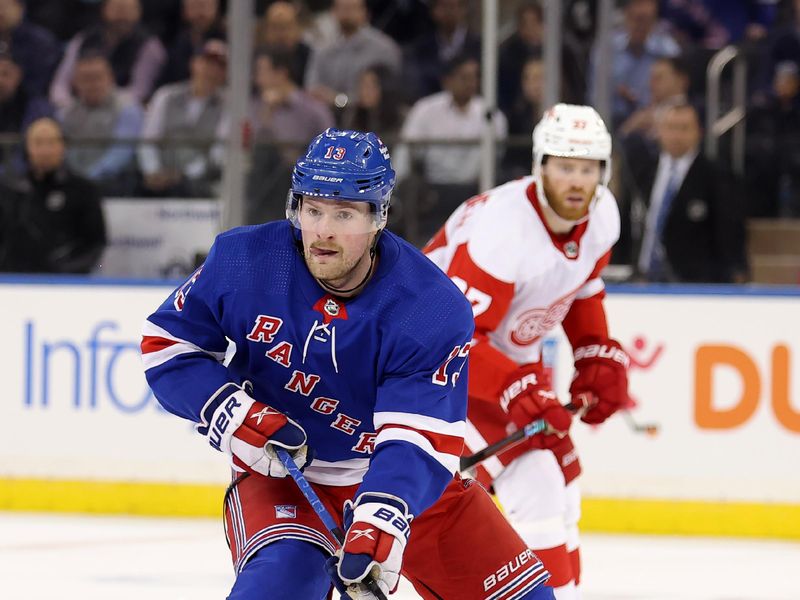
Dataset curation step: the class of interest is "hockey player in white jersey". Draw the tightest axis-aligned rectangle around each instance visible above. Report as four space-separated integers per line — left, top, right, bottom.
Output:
425 104 631 599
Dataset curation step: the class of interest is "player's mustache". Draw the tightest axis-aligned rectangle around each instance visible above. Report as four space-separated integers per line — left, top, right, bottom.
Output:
309 243 343 253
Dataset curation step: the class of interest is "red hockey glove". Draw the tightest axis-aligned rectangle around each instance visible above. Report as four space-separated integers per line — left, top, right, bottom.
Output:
197 382 310 477
501 364 572 445
333 493 412 598
569 337 630 425
549 435 582 485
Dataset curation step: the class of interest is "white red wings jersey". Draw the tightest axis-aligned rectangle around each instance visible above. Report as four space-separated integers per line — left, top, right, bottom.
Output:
424 176 620 481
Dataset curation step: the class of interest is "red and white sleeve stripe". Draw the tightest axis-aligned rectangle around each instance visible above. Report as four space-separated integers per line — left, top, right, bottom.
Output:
140 320 226 371
373 411 465 474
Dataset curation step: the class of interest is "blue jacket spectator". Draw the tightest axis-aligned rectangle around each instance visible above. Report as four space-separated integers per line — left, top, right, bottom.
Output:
0 50 53 135
0 0 62 96
403 0 480 101
590 0 680 128
661 0 777 48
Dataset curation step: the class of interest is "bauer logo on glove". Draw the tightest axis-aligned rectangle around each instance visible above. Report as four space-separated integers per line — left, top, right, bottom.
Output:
198 382 311 477
573 342 630 367
333 493 413 598
570 337 630 425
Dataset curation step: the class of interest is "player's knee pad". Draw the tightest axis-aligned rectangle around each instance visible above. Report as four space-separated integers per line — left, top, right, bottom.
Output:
495 450 567 519
227 539 331 600
564 480 581 531
495 450 568 549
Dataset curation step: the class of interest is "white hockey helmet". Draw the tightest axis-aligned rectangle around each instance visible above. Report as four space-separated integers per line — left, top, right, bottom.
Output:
532 104 612 222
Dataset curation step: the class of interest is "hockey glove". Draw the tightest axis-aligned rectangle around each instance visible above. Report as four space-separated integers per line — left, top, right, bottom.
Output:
569 337 630 425
332 493 412 598
197 382 310 477
501 363 572 447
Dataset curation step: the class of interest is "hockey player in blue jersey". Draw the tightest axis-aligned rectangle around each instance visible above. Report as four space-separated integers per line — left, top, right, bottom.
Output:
141 128 555 599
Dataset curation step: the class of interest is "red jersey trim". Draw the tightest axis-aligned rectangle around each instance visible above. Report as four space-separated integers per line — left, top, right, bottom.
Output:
377 424 464 456
141 335 179 354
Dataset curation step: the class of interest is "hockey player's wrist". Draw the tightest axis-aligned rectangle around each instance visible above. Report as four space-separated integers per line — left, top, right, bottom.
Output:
349 492 413 546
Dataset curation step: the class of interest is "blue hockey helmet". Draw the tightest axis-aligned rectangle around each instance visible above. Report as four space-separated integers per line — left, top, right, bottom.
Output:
287 128 396 229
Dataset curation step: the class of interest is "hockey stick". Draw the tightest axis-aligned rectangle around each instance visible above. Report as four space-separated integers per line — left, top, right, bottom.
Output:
275 448 388 600
622 409 659 436
459 418 548 471
460 400 659 472
459 402 580 471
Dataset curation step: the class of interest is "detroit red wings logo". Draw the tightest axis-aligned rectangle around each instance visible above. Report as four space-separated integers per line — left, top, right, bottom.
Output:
510 290 578 346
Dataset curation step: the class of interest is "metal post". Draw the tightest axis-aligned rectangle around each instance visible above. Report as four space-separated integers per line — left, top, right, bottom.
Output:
221 0 254 230
480 0 498 192
542 0 562 110
732 57 747 176
705 46 738 161
593 0 615 125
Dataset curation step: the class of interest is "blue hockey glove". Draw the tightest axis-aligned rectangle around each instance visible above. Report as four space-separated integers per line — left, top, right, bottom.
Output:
330 493 412 597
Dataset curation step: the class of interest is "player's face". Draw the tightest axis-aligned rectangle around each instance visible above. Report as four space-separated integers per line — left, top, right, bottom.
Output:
298 197 377 288
541 156 602 221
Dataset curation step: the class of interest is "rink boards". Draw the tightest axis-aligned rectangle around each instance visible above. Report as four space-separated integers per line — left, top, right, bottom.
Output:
1 277 798 539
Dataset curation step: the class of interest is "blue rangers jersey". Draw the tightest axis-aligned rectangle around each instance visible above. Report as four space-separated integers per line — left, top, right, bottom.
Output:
141 220 474 518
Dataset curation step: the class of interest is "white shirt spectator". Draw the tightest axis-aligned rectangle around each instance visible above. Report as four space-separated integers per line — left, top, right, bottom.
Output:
396 91 508 185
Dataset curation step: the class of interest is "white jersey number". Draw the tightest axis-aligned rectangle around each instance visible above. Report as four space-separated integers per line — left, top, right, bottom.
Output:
451 276 492 317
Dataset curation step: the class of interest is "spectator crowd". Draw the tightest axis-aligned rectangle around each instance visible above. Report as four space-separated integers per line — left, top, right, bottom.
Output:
2 0 800 281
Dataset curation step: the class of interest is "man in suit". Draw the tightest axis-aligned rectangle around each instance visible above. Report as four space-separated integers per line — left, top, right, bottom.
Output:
618 102 747 282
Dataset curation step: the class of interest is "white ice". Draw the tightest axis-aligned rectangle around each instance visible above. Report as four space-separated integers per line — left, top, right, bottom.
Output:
1 512 798 600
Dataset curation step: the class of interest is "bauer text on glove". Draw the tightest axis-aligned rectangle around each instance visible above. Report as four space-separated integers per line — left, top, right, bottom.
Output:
569 337 630 424
197 382 310 477
334 493 412 598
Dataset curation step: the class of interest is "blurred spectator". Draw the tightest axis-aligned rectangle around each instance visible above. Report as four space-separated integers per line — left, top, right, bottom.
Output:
404 0 480 100
619 55 690 140
502 57 544 180
304 0 401 115
564 0 599 52
0 50 53 138
138 0 182 44
255 1 311 86
661 0 776 49
340 64 402 140
746 61 800 217
159 0 224 86
367 0 432 44
758 0 800 95
49 0 167 109
58 51 143 196
247 46 334 223
0 117 106 273
498 1 584 111
620 103 746 282
251 47 333 148
138 39 227 197
589 0 680 128
395 54 507 241
0 0 61 96
20 0 100 42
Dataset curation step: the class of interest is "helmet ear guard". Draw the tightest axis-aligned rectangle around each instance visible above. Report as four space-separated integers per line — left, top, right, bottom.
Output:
287 128 396 231
531 104 613 223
